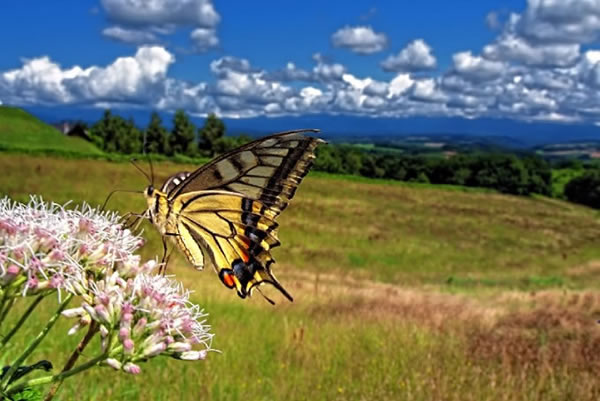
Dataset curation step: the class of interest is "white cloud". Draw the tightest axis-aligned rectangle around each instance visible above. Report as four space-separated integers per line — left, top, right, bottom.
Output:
1 46 174 106
312 54 347 82
519 0 600 44
190 28 218 51
10 0 600 125
381 39 437 72
264 62 311 82
101 0 219 28
100 0 220 52
331 26 388 54
411 79 447 102
102 26 159 45
387 74 414 98
452 51 505 81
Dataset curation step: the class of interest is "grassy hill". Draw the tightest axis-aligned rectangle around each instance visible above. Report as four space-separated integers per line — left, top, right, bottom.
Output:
0 106 101 155
1 154 600 400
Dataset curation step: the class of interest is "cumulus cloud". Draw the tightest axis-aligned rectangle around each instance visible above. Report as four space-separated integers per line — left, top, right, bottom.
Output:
9 0 600 124
331 26 388 54
100 0 220 52
0 46 174 106
101 0 219 28
452 51 505 81
312 53 347 82
518 0 600 44
190 28 219 51
381 39 436 72
411 79 447 103
483 14 581 68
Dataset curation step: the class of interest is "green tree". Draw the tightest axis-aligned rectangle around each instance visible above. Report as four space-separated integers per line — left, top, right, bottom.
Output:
89 109 141 154
145 112 169 155
198 113 226 156
564 169 600 209
169 110 196 156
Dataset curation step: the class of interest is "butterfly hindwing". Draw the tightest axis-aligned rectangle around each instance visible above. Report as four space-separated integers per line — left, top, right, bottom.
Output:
170 190 292 301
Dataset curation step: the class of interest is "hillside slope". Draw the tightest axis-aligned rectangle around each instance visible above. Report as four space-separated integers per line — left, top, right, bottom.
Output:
0 106 101 154
1 153 598 290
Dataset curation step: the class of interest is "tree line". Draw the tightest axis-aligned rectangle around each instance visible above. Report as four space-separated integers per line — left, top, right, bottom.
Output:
314 145 553 196
89 109 251 157
83 109 600 209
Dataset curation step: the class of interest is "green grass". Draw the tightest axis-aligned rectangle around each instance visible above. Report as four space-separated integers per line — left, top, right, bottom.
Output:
0 106 102 155
1 154 600 400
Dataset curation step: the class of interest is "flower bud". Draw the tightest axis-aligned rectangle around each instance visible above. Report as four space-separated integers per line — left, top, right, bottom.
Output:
178 350 208 361
168 342 192 353
104 358 122 371
123 363 141 375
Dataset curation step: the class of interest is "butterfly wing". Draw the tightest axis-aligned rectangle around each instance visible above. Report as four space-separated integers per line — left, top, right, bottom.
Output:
171 190 291 301
165 130 324 301
167 129 324 216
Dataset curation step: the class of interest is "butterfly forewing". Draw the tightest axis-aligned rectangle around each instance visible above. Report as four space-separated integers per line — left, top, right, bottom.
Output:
160 130 323 302
168 129 323 215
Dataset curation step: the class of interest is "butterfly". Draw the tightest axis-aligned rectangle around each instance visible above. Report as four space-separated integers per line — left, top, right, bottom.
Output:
142 129 324 303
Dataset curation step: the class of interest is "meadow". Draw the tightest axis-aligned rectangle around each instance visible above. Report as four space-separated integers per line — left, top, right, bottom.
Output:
1 153 600 400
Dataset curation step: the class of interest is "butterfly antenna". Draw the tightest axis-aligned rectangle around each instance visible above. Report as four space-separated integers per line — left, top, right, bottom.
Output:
130 158 152 185
101 189 143 212
147 153 155 187
141 129 155 187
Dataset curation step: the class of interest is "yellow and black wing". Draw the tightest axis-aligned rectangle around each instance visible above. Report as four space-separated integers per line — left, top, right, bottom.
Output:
168 129 324 216
166 130 324 302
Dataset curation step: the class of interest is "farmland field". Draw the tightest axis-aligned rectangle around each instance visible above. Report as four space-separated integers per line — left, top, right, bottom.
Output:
1 154 600 400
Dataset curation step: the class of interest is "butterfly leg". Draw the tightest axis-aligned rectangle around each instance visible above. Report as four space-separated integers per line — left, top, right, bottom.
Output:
158 233 178 275
121 212 146 231
159 236 169 275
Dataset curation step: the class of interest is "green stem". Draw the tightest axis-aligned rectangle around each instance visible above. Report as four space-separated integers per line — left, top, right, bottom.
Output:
0 297 13 330
0 293 73 390
0 295 45 352
42 321 99 401
6 352 108 396
0 276 27 330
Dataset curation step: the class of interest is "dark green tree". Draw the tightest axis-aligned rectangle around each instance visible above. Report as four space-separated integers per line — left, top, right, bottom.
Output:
169 110 196 156
89 109 141 154
144 112 169 155
198 113 226 156
564 169 600 209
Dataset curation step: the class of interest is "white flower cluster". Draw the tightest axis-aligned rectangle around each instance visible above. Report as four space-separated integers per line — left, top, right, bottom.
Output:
0 196 213 375
0 196 143 296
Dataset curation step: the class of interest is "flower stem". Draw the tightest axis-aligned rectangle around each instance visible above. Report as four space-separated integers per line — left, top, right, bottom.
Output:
42 321 99 401
0 297 15 330
5 351 108 396
0 295 45 352
0 293 73 390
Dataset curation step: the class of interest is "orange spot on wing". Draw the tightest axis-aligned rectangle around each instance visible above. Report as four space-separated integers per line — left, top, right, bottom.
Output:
223 272 235 288
239 237 250 249
240 250 249 263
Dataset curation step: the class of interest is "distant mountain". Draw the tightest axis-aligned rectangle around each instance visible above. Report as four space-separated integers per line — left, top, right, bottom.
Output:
22 105 600 149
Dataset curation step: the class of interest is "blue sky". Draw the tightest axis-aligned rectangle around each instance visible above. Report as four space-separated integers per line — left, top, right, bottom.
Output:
1 0 600 126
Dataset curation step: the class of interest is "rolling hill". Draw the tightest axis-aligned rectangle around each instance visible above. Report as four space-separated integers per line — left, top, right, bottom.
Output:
0 106 101 155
